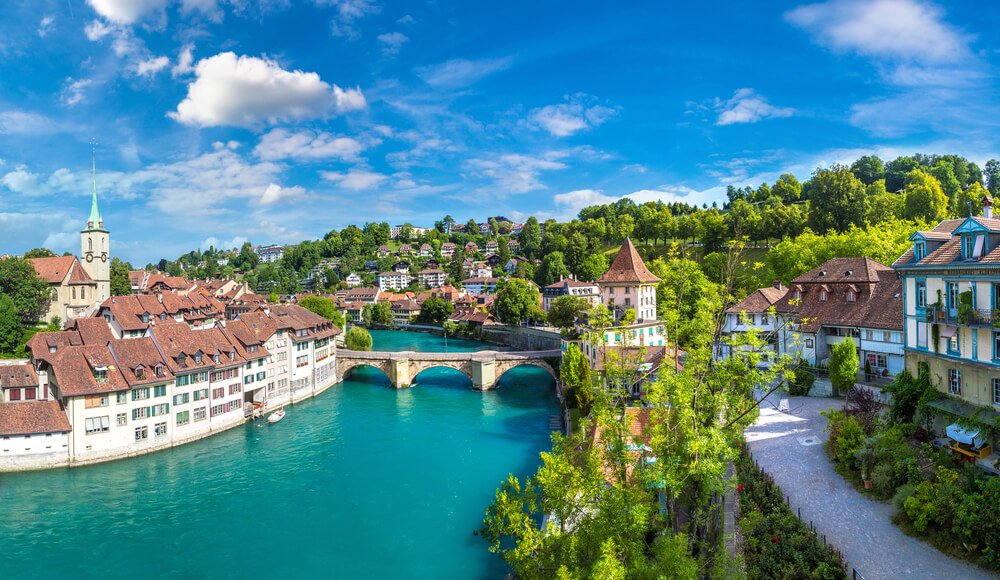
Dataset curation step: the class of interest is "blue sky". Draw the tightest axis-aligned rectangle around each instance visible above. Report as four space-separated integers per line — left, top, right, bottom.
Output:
2 0 1000 265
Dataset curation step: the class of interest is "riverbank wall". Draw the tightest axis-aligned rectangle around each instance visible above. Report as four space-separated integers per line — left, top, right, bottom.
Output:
0 368 342 473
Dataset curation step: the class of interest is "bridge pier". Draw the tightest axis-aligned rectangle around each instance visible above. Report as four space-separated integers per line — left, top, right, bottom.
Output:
471 359 497 391
390 357 411 389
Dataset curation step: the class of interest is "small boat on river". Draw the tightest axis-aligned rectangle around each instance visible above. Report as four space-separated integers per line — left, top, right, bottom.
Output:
267 409 286 424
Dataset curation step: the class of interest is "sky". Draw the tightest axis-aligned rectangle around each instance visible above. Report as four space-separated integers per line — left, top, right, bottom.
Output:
2 0 1000 265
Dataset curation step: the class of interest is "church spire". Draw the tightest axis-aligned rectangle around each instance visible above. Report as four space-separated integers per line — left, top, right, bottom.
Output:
86 141 103 230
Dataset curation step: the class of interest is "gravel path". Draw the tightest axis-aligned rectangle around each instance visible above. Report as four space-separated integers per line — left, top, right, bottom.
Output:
745 395 994 580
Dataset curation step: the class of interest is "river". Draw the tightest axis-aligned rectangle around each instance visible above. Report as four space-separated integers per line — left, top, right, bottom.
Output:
0 330 559 579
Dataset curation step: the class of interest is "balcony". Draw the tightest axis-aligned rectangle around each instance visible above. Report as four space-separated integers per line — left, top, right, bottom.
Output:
925 306 1000 328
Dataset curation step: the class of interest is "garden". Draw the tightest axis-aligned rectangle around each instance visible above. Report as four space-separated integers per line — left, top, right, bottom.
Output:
735 449 848 579
822 363 1000 571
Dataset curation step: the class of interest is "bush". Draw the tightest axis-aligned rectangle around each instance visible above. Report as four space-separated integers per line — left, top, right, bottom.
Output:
823 410 865 467
787 365 815 396
344 326 373 351
892 484 916 511
871 462 897 499
845 386 882 435
736 451 847 579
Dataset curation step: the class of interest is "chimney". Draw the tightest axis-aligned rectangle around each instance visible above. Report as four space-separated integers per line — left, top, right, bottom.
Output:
984 194 994 219
772 280 782 289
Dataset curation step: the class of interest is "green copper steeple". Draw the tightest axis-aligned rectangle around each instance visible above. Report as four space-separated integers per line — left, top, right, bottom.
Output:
85 145 105 232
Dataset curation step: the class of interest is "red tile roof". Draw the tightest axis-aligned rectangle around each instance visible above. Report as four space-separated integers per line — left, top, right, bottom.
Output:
27 256 94 285
0 364 37 388
0 401 70 435
597 238 660 284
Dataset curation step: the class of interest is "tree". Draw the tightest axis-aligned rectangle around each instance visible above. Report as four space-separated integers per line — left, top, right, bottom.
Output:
850 155 885 185
807 165 868 233
417 296 453 324
560 342 595 415
866 180 902 224
885 156 921 193
771 173 802 202
547 295 588 329
110 258 132 296
953 181 987 217
298 295 345 327
0 258 51 324
494 278 542 324
0 294 23 354
902 169 948 222
699 210 727 253
22 248 55 258
537 252 570 286
985 159 1000 194
829 336 859 398
575 253 608 283
518 216 542 259
363 301 393 327
344 326 372 351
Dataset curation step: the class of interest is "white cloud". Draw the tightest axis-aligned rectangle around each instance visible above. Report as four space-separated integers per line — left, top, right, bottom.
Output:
87 0 169 25
529 96 618 137
84 19 114 41
135 55 170 76
377 32 408 56
416 57 512 88
169 52 367 127
785 0 968 64
323 0 380 39
467 152 569 194
200 235 247 251
172 44 195 77
253 128 367 162
260 183 307 205
552 189 619 218
61 78 94 106
320 169 388 190
715 88 794 126
180 0 223 22
1 168 45 196
0 111 58 135
38 16 55 37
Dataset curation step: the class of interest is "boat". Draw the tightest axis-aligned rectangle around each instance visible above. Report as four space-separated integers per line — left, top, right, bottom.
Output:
267 409 285 424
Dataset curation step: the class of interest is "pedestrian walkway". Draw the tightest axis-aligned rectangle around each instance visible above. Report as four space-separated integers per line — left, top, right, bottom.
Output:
745 395 993 579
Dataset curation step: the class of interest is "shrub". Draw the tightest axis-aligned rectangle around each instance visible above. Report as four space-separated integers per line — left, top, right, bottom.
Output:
883 363 938 425
871 462 897 499
831 414 865 467
845 386 882 435
787 365 815 396
892 484 916 511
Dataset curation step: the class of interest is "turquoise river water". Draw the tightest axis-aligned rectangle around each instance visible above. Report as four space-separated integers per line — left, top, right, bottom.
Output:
0 330 559 579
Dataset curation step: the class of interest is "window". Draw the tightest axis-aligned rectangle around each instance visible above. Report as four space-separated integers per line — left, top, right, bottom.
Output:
176 411 190 426
194 407 207 422
173 393 189 406
211 368 238 382
135 426 148 441
866 353 888 368
914 242 925 261
154 422 167 437
993 378 1000 405
296 355 308 368
193 388 209 401
846 289 856 302
212 387 225 400
210 404 225 417
132 388 149 401
135 367 145 380
947 282 959 312
917 322 928 348
296 342 309 352
8 388 20 401
948 332 960 355
133 407 150 420
153 385 166 397
84 416 110 434
150 403 169 417
948 369 962 395
256 372 265 381
277 351 288 362
916 281 927 308
805 338 814 348
85 394 109 408
865 329 874 341
116 392 127 404
963 235 975 259
819 290 828 302
229 383 241 395
994 332 1000 361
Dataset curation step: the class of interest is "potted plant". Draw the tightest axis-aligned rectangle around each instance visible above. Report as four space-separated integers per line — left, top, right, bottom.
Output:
855 438 878 490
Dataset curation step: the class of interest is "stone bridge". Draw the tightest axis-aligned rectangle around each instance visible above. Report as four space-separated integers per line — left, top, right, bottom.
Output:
336 349 561 390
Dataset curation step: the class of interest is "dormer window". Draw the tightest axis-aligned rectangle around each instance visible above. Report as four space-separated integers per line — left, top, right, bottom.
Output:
213 354 220 364
914 242 926 261
963 236 975 259
819 290 828 302
846 289 857 302
154 364 164 377
141 313 149 323
194 352 203 364
793 290 802 300
160 313 167 320
135 366 145 379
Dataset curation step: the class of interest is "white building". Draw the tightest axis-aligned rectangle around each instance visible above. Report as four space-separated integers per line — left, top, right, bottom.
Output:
345 273 362 287
461 277 499 295
377 271 410 291
418 269 448 289
256 245 284 263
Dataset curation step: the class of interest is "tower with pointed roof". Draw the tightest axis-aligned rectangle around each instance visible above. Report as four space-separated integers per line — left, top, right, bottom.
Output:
597 238 660 323
80 152 110 303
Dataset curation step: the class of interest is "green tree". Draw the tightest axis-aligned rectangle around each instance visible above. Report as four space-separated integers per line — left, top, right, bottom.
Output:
363 301 393 327
902 169 948 222
344 326 373 351
417 296 453 324
829 336 859 398
866 180 902 224
537 252 570 286
298 295 345 327
575 253 608 282
560 342 595 414
110 257 132 296
494 278 542 324
985 159 1000 194
771 173 802 202
851 155 885 185
547 295 588 329
807 165 869 233
885 156 921 193
518 216 542 259
0 294 24 354
22 248 55 258
699 210 727 253
0 258 51 323
954 181 987 217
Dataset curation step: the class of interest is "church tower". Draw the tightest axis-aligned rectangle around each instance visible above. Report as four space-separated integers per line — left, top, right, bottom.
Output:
81 153 110 302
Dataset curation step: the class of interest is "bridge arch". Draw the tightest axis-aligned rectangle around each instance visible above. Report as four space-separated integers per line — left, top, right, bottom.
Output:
339 361 393 385
494 360 558 388
410 365 474 389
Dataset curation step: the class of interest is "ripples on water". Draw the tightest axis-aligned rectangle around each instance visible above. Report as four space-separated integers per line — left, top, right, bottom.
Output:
0 330 558 579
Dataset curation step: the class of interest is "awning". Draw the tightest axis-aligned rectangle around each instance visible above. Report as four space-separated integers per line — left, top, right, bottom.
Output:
946 422 985 447
940 326 957 338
